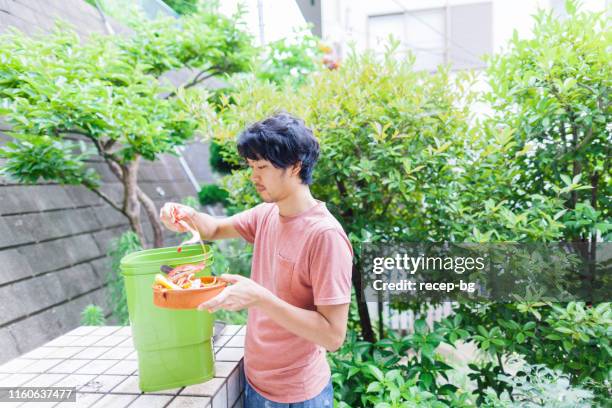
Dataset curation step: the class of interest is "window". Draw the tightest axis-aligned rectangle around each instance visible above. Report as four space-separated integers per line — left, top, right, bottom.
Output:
367 2 492 71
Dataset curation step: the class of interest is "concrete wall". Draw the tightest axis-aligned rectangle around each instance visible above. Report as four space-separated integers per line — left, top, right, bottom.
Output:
0 0 216 363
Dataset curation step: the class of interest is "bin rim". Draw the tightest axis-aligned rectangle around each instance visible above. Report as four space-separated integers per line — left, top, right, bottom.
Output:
120 244 212 276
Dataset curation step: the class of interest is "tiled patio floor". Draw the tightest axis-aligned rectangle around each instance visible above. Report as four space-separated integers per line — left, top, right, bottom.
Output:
0 324 246 407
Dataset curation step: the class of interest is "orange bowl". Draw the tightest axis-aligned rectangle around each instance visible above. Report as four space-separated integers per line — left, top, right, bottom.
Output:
153 276 229 309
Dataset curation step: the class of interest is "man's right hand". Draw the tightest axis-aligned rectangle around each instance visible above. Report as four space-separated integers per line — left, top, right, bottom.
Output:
159 202 197 233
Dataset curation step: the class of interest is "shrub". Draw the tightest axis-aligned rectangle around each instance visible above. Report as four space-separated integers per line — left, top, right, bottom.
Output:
80 304 106 326
107 231 143 325
483 359 595 408
198 184 230 207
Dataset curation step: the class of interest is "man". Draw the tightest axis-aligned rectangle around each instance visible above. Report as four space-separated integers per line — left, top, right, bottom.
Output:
159 112 353 407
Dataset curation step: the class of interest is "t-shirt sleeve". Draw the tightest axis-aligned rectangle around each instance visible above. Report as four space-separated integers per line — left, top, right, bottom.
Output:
230 203 268 244
309 228 354 306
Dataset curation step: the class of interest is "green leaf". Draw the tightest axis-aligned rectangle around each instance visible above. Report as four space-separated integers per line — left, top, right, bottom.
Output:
414 319 428 334
420 372 433 389
367 365 385 382
366 381 382 393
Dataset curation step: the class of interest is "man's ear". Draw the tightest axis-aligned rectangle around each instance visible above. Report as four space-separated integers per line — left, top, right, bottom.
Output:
291 162 302 178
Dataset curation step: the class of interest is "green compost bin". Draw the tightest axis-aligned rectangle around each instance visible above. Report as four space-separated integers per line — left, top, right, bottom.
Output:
120 244 215 392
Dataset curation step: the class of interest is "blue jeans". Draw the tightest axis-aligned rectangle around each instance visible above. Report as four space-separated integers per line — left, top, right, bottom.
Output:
244 377 333 407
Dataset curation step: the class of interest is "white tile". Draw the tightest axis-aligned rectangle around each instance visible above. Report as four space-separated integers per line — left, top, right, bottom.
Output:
45 336 78 347
56 392 102 408
47 359 89 374
116 338 134 348
227 368 241 407
215 348 244 362
89 393 137 408
220 325 241 336
112 375 142 394
46 347 86 359
69 336 105 347
211 381 227 408
20 401 58 408
19 401 57 408
129 394 173 408
26 373 67 387
0 401 24 407
115 326 132 336
93 336 126 347
64 326 98 336
90 326 121 336
79 374 128 393
166 396 211 408
125 351 138 360
72 347 112 359
20 347 56 360
181 377 225 397
1 373 38 386
225 336 245 348
53 374 96 389
0 358 35 373
19 359 63 374
231 394 244 408
103 360 137 375
237 326 246 335
98 347 132 360
75 359 118 375
212 335 231 347
214 361 239 378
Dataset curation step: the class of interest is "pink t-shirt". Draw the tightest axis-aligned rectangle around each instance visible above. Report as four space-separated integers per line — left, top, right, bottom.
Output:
230 199 353 403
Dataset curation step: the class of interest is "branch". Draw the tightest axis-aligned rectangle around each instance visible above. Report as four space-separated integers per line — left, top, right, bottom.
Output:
164 67 221 99
83 180 126 215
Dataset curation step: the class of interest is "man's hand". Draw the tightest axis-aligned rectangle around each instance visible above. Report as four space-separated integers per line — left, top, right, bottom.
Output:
197 274 267 312
197 273 349 351
159 202 197 233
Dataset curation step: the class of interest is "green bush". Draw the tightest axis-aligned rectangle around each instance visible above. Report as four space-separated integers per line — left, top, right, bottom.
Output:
209 140 242 175
328 319 474 407
80 304 106 326
255 28 324 86
459 301 611 403
482 359 595 408
198 184 230 207
107 231 143 325
162 0 198 15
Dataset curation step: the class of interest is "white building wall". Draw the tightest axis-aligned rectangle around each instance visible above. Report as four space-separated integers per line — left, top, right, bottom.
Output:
218 0 308 45
321 0 607 68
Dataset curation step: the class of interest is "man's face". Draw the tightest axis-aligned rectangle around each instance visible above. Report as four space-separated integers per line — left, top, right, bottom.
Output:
246 158 300 203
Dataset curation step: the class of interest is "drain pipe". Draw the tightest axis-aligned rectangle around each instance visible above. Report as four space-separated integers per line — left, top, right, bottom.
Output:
174 146 201 193
93 0 115 34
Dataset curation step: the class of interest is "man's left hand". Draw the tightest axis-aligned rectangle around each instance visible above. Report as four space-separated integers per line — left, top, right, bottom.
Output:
197 274 267 313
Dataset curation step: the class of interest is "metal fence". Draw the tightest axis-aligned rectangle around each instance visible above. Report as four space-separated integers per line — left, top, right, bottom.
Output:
367 302 455 335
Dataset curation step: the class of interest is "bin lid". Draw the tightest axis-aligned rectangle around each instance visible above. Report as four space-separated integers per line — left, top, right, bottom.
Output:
121 244 212 276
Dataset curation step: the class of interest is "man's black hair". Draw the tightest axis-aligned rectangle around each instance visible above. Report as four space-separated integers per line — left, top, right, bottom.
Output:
237 112 320 184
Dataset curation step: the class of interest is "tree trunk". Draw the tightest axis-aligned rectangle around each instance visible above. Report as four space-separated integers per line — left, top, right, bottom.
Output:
352 261 376 343
102 153 163 248
587 171 600 304
137 187 164 248
121 157 146 247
